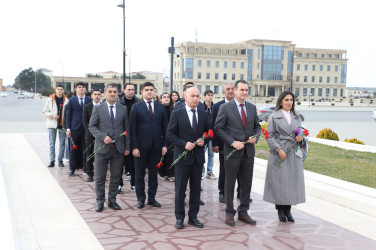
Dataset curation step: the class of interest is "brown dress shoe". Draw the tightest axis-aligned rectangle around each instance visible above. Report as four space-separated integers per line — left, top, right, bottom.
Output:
225 216 235 226
238 214 256 225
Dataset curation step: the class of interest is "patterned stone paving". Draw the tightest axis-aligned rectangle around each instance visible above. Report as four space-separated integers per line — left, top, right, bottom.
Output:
26 134 376 249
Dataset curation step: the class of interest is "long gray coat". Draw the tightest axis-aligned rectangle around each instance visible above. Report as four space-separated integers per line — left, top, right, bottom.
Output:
263 109 306 205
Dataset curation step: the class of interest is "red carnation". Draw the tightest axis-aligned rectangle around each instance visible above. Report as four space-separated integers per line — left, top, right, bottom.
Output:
72 145 78 150
303 129 309 137
60 104 63 106
208 129 214 138
203 132 208 138
123 131 127 136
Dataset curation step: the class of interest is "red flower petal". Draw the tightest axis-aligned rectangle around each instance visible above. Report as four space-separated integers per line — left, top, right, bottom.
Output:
208 129 214 138
160 162 163 166
303 129 309 136
123 131 127 136
203 132 208 138
72 145 78 149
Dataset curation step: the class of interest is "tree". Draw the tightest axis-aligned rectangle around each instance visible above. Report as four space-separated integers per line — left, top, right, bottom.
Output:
131 73 146 79
13 67 52 93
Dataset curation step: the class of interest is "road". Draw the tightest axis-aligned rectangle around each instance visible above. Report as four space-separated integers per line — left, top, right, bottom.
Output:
1 93 376 146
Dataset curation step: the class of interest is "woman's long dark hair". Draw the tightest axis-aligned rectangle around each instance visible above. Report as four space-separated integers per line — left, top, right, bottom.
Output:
170 91 180 105
275 91 301 119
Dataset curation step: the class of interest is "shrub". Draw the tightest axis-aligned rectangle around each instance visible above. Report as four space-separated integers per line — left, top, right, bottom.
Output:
265 100 270 104
331 103 335 106
344 138 365 145
297 101 301 105
311 102 315 106
350 103 354 106
316 128 339 141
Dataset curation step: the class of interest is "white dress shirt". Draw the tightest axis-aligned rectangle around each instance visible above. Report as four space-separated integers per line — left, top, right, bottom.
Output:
106 101 116 119
144 99 154 113
185 105 198 128
234 98 247 118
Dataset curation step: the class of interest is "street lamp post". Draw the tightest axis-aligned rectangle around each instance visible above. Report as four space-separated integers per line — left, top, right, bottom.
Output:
169 37 175 92
290 50 297 93
34 69 37 94
117 0 126 88
309 93 311 108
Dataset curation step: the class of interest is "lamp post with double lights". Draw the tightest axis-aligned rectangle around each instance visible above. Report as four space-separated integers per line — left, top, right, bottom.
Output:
290 50 297 92
117 0 126 88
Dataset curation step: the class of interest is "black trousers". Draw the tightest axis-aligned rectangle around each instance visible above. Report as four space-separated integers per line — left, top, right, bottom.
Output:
218 151 225 194
224 155 254 216
120 154 135 187
158 147 174 178
134 147 160 202
275 205 291 211
94 145 124 204
175 162 202 220
85 136 95 177
69 127 86 172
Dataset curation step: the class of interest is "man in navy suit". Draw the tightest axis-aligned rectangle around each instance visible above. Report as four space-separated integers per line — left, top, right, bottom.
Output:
66 82 92 176
130 82 168 209
166 87 210 230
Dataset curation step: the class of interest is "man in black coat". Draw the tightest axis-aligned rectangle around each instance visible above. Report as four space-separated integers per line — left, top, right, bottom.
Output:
166 87 210 230
82 89 102 182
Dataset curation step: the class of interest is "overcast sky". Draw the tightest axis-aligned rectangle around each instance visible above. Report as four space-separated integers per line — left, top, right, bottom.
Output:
0 0 374 87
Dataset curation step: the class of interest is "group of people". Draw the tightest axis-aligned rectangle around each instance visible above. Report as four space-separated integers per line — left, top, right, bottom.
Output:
42 79 307 230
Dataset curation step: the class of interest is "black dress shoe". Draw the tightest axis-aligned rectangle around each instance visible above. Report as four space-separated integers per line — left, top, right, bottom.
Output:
47 162 55 168
108 202 121 210
137 201 144 209
199 199 205 205
95 203 104 212
219 193 225 203
285 210 295 222
86 176 93 182
147 199 161 207
68 171 74 176
175 219 184 229
188 218 204 228
58 161 64 167
278 210 287 223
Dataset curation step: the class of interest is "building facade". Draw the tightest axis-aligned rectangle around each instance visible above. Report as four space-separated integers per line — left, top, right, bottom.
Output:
172 39 348 100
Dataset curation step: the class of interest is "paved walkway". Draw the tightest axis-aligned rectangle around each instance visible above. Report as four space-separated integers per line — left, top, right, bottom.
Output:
1 133 376 249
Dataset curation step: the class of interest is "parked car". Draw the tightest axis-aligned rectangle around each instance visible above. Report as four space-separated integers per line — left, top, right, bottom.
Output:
372 110 376 121
25 93 34 99
257 105 305 122
0 92 7 97
17 92 25 99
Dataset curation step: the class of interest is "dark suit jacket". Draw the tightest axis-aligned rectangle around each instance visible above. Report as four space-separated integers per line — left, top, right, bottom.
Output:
66 96 92 131
166 107 210 165
82 102 95 140
129 100 168 150
89 102 130 154
211 99 225 149
214 100 261 157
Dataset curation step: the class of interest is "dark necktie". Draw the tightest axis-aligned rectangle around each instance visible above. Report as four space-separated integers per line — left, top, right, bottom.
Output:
110 106 115 125
191 109 197 132
148 101 153 119
240 103 246 127
79 98 84 107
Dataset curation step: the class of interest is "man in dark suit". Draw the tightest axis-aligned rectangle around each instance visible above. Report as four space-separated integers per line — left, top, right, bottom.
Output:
211 83 235 203
66 82 92 176
89 84 130 212
130 82 168 209
214 80 261 227
166 87 210 230
82 89 102 182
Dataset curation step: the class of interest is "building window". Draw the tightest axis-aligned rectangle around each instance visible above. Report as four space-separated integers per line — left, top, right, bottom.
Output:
327 65 331 71
303 88 307 96
241 49 246 55
215 61 219 67
186 47 189 52
319 76 322 83
327 77 330 83
304 65 308 71
296 76 300 82
197 85 202 93
312 65 316 71
340 89 343 96
320 65 323 71
258 49 260 59
211 48 215 53
326 88 330 96
335 65 338 71
214 86 219 94
232 62 236 68
241 62 245 69
310 88 315 96
312 76 315 82
304 76 307 82
335 54 339 59
195 48 198 52
207 60 211 67
183 58 193 79
333 89 338 96
232 74 236 80
205 85 210 91
224 61 228 68
297 64 300 70
198 60 202 67
306 53 310 57
341 64 347 83
298 53 302 57
223 73 227 80
215 73 219 80
240 74 244 80
206 73 210 79
257 63 260 69
328 54 332 59
321 54 325 58
228 49 230 54
334 77 338 83
197 72 201 79
313 53 317 58
202 48 206 53
318 88 323 96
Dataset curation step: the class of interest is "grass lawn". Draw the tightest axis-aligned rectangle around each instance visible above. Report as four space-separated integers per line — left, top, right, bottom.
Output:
255 137 376 189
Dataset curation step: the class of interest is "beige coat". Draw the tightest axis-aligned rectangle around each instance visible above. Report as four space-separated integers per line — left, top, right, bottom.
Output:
42 94 69 129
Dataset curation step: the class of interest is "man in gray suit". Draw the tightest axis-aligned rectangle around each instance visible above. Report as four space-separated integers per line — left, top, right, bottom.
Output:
214 80 261 226
89 84 130 212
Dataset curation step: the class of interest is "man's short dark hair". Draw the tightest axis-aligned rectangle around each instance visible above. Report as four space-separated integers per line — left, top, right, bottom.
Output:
184 82 194 87
183 85 193 92
124 83 134 89
104 83 119 92
204 90 213 96
92 89 101 94
234 80 248 89
56 84 64 89
75 82 86 88
141 82 154 90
